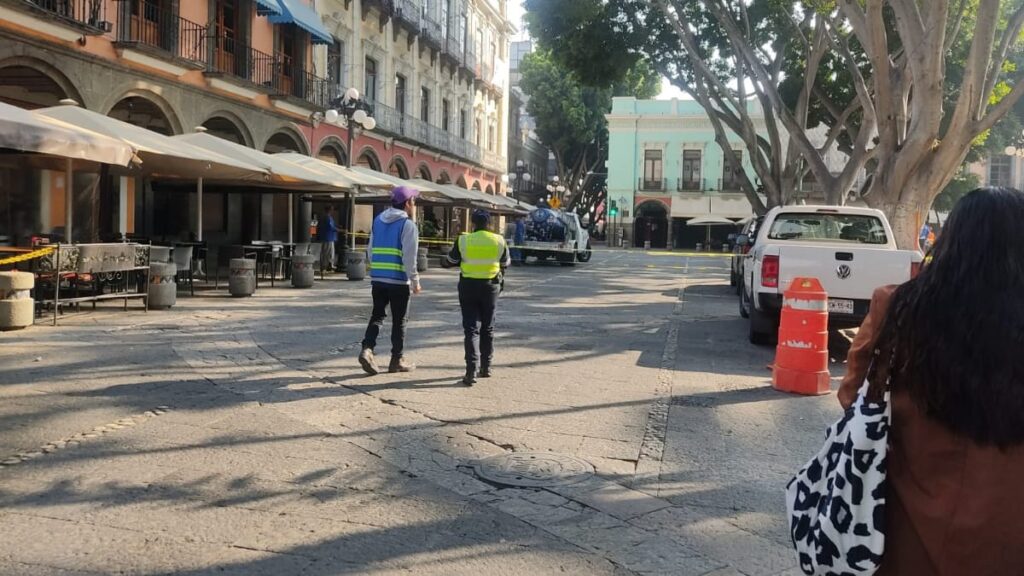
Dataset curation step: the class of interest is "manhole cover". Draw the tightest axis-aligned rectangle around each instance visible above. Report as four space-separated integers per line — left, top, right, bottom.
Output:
474 452 595 487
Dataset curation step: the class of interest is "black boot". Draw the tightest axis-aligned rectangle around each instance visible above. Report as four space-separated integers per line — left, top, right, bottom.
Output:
463 366 477 386
479 365 492 378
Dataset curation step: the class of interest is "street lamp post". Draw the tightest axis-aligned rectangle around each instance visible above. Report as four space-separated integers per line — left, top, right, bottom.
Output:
325 88 377 250
546 175 566 208
508 159 532 206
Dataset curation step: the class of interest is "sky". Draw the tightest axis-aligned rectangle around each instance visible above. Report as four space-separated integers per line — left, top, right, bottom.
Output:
509 0 687 100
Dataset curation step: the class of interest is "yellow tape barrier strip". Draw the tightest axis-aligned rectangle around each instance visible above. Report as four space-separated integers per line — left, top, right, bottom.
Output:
0 246 55 266
346 231 731 257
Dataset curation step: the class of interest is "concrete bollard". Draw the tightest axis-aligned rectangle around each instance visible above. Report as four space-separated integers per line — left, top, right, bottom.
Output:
417 247 429 272
148 262 177 309
291 254 315 288
228 258 256 297
0 271 34 330
346 251 366 281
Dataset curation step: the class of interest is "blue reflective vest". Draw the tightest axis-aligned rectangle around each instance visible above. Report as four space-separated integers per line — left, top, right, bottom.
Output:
369 217 408 282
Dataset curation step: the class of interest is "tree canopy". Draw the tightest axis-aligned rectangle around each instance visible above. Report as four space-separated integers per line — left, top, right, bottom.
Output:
517 48 659 224
526 0 1024 248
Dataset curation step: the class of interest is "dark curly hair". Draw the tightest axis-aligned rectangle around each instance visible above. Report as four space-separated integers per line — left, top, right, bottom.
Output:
871 187 1024 447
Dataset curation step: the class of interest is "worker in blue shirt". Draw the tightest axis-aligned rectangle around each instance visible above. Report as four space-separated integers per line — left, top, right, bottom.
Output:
318 206 341 271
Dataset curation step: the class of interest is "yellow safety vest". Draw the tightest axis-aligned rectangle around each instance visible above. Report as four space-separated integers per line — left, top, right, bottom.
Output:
459 231 504 279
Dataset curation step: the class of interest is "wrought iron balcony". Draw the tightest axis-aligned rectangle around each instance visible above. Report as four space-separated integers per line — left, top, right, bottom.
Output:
23 0 109 31
115 1 205 65
677 177 703 192
206 26 277 88
638 178 666 192
420 13 442 49
444 35 462 65
394 0 420 32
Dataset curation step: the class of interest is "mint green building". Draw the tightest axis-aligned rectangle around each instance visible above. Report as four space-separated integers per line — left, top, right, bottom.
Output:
605 97 775 249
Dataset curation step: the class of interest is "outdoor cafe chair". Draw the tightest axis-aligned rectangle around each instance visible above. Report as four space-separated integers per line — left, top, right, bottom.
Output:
172 244 194 296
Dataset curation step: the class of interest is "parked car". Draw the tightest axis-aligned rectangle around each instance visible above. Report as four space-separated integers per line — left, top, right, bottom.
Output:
739 206 922 345
730 216 762 291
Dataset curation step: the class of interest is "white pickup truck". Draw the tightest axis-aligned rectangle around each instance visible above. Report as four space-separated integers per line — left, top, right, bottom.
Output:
519 208 593 265
738 205 922 344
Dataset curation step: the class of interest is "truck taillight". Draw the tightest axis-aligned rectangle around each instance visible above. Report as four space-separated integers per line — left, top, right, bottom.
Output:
762 255 779 288
911 261 922 278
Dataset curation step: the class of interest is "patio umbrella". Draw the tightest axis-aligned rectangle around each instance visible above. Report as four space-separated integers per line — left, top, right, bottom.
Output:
686 215 740 250
37 103 270 242
36 104 268 181
0 101 138 241
0 101 135 166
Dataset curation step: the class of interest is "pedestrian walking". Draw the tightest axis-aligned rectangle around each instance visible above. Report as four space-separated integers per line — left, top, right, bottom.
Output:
835 187 1024 573
513 215 526 265
358 187 421 375
318 206 341 272
447 209 511 386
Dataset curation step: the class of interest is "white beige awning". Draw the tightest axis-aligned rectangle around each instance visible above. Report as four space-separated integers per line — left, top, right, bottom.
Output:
175 131 355 191
0 101 134 166
36 104 269 181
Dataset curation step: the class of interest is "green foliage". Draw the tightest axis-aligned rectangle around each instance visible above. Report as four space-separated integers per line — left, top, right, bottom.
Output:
933 170 981 213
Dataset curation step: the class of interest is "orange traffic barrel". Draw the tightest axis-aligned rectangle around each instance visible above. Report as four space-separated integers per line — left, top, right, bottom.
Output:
772 277 831 395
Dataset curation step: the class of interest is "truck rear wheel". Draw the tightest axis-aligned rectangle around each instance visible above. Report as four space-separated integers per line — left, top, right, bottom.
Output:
748 304 777 346
576 241 592 263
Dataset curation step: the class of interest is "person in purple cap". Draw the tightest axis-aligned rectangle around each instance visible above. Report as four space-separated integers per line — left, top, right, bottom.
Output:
358 185 422 375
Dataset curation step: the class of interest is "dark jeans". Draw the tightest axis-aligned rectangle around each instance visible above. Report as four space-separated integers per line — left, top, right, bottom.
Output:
362 283 411 358
458 278 501 372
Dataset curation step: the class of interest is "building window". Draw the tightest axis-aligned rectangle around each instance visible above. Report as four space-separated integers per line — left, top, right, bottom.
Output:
643 150 663 190
328 40 345 89
475 119 482 147
395 74 407 114
364 57 377 103
441 0 450 40
991 155 1013 187
459 12 467 51
420 87 430 123
681 150 701 191
459 110 467 139
476 29 483 60
487 120 495 151
722 150 743 190
442 99 450 131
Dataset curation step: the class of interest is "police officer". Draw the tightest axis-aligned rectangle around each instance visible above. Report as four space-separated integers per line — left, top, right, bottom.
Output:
447 209 512 385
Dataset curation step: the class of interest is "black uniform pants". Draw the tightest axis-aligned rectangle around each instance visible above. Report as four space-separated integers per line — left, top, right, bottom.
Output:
362 283 411 358
458 278 501 371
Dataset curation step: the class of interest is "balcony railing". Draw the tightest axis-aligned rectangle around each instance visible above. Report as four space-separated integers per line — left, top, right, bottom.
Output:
207 26 276 88
25 0 107 30
463 48 477 75
677 177 702 192
420 14 442 49
368 100 500 168
638 178 666 192
394 0 420 31
445 35 462 64
363 0 395 17
296 70 337 108
115 1 205 65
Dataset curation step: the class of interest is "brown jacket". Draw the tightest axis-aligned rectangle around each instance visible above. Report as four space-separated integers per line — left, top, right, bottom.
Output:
840 286 1024 575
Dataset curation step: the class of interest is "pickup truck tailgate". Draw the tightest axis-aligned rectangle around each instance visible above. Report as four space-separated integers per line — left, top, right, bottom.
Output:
776 245 918 300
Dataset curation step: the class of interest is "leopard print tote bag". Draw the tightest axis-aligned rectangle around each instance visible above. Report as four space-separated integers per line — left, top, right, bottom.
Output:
785 378 890 575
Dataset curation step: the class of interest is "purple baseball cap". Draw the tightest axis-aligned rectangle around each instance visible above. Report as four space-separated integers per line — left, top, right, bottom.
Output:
391 185 420 205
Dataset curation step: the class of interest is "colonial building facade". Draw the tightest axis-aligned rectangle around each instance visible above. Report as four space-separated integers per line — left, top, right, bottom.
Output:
606 97 857 249
0 0 511 243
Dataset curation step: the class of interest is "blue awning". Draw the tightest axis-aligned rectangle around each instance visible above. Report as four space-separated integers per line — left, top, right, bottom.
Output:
254 0 283 16
268 0 334 45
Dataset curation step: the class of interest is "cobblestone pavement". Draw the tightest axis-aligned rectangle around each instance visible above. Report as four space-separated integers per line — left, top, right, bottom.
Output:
0 251 845 575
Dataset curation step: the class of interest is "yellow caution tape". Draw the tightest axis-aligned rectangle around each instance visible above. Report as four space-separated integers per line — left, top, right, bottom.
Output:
0 246 55 266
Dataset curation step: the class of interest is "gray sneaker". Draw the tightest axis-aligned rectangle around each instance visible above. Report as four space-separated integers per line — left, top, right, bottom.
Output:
358 348 379 375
